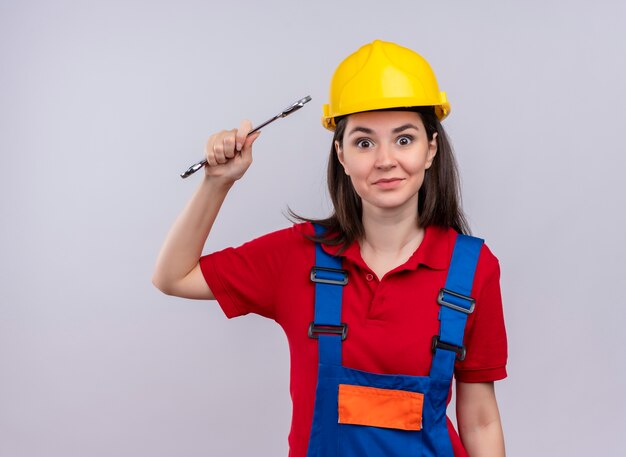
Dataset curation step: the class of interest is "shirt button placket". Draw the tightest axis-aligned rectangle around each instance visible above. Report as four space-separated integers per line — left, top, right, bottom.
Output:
366 272 384 318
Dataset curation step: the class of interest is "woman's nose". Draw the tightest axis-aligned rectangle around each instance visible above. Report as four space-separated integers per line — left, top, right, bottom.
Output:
374 144 396 170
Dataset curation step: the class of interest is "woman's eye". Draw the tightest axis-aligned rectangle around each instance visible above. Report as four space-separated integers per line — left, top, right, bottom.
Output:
396 135 413 146
356 139 373 148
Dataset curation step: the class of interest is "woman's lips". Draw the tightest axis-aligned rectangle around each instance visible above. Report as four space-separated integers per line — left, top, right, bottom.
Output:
373 178 404 189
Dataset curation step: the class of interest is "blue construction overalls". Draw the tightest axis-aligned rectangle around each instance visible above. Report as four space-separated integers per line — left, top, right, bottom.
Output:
306 226 483 457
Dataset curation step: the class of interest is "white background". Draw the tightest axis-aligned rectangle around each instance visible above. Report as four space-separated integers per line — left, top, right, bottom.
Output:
1 0 625 455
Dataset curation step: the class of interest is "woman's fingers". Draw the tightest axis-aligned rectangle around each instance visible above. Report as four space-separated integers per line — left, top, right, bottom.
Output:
205 135 219 167
206 119 255 167
240 130 260 162
221 130 237 161
203 119 260 181
206 130 234 165
236 119 253 152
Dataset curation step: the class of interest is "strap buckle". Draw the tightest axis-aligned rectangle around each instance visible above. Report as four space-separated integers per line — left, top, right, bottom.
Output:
308 322 348 341
310 266 348 286
437 288 475 314
431 335 466 361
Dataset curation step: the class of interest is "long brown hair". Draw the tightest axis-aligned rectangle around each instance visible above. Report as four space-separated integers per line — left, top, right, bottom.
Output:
290 107 470 249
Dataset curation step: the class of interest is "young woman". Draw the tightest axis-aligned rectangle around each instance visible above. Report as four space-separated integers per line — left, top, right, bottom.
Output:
153 40 507 457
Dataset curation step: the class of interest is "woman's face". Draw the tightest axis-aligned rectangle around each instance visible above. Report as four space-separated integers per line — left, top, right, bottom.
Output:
336 110 437 215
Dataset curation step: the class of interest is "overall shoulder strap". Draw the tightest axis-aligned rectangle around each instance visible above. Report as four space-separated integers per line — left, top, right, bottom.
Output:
429 234 484 380
309 224 348 366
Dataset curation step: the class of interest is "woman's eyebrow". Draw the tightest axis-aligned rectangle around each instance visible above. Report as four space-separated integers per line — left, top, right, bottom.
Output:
347 123 420 136
392 123 420 133
347 126 374 136
348 125 374 135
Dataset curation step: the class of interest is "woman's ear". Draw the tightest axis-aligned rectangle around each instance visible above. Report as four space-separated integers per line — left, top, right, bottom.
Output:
425 132 438 170
335 140 349 175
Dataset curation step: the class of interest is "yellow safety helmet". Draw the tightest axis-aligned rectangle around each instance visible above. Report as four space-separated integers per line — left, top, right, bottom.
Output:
322 40 450 130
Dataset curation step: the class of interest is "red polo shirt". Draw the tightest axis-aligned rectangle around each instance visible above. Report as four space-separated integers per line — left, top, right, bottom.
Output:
200 222 507 457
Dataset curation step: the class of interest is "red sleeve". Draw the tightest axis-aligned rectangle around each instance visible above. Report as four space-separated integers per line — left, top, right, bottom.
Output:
199 226 297 321
454 243 508 383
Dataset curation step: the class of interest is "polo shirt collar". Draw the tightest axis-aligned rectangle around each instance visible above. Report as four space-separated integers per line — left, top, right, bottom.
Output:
321 225 451 272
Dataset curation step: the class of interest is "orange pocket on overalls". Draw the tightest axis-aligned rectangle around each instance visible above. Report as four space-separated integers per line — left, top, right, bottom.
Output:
337 384 424 431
